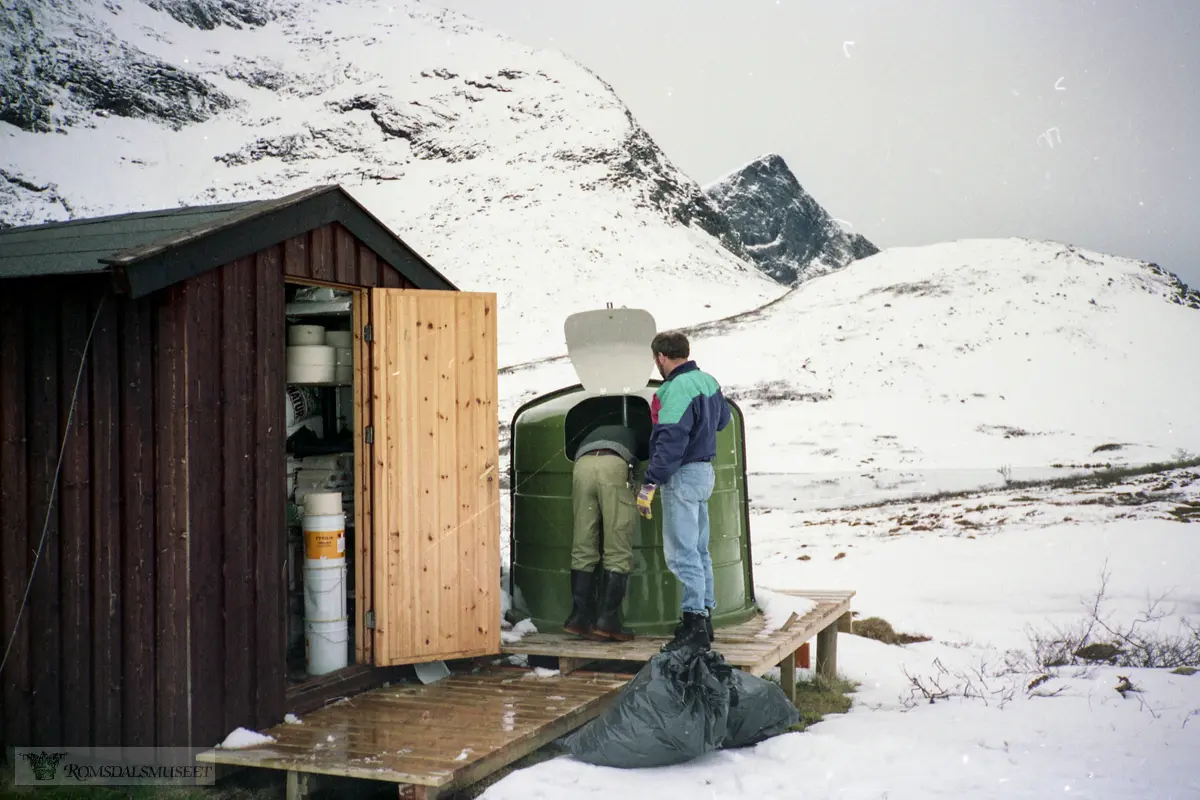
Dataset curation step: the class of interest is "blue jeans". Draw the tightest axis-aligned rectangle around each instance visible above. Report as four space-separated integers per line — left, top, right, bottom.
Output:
660 462 716 616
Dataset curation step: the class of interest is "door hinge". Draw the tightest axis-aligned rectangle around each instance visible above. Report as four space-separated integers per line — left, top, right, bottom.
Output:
363 324 373 342
365 610 375 629
364 426 374 445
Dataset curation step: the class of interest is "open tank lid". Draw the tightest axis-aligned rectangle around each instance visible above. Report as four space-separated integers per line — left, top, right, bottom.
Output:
563 308 657 395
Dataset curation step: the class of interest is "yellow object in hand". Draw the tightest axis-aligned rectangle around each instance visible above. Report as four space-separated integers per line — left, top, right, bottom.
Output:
636 484 656 519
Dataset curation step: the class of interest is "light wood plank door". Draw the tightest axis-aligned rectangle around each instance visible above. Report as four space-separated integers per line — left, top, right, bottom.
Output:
369 289 500 665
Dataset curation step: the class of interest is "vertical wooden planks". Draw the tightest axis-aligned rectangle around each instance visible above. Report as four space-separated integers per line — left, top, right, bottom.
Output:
477 294 500 650
370 290 501 665
59 290 93 746
334 225 357 286
454 295 483 648
310 227 334 283
253 245 286 731
155 284 191 747
120 297 157 747
433 297 459 651
89 293 122 746
415 302 441 657
379 261 403 289
282 235 309 281
26 287 61 746
0 290 31 748
220 257 256 737
357 244 379 287
186 270 225 747
352 289 373 665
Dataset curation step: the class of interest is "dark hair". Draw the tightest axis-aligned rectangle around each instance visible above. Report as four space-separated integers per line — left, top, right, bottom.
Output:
651 331 689 360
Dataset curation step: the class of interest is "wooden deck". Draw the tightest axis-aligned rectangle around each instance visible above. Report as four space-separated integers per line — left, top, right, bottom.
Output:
196 669 628 799
501 590 855 703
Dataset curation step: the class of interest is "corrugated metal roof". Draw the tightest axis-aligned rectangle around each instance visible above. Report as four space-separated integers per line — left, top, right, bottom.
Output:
0 201 256 278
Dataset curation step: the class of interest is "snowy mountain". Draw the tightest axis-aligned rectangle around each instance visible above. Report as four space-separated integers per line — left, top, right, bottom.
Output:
0 0 783 363
704 153 879 285
501 238 1200 503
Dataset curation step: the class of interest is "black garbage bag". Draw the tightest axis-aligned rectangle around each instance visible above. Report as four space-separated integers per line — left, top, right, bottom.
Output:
721 669 801 749
564 645 734 768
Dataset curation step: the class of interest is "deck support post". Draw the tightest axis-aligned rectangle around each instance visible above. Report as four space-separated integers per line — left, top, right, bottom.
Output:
837 612 853 634
286 771 310 800
556 656 590 675
816 621 838 681
399 785 440 800
779 650 797 705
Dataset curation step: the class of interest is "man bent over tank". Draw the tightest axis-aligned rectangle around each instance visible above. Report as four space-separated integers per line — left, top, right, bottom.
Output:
563 423 639 642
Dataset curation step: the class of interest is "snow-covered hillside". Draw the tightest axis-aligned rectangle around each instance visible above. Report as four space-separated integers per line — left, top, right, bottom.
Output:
0 0 783 363
704 153 879 285
501 238 1200 505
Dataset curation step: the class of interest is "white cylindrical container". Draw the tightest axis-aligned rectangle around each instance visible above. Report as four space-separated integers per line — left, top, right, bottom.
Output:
287 345 336 366
286 363 335 384
302 512 345 561
303 561 347 621
288 325 325 346
305 617 349 675
305 491 343 517
285 387 317 428
325 330 353 348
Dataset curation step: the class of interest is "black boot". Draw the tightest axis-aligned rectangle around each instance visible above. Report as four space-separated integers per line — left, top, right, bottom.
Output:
705 610 714 644
661 611 711 653
563 569 597 636
589 570 635 642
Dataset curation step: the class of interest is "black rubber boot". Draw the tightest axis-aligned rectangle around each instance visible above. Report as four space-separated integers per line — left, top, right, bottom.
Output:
563 569 597 636
589 570 635 642
661 611 712 653
705 610 714 644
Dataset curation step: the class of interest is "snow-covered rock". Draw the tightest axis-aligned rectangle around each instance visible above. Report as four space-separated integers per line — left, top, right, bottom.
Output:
0 0 784 363
704 153 879 286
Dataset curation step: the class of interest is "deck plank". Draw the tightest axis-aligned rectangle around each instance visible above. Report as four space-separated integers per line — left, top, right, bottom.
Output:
196 670 627 791
501 592 856 676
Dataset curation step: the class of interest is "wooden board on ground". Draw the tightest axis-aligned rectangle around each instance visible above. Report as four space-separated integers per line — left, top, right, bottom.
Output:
502 590 856 679
197 669 627 799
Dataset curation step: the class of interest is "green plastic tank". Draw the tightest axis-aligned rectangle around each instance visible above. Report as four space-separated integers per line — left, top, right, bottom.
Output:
508 382 758 636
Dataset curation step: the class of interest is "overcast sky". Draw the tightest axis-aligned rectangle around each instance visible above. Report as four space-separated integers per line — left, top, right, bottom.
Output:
437 0 1200 289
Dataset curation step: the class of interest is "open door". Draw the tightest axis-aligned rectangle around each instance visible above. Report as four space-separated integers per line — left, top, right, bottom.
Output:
369 289 500 665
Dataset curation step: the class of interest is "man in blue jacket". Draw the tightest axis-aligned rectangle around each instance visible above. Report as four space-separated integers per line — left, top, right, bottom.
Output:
636 330 731 652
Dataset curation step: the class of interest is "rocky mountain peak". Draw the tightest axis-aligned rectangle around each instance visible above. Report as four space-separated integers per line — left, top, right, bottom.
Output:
704 152 879 285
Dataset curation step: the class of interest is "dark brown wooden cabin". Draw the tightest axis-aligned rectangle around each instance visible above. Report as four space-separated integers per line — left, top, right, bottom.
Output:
0 184 502 755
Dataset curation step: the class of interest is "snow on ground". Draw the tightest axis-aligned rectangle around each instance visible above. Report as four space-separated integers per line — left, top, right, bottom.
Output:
500 238 1200 506
1 0 782 364
482 472 1200 799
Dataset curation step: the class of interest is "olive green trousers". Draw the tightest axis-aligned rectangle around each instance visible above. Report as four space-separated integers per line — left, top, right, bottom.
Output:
571 453 636 574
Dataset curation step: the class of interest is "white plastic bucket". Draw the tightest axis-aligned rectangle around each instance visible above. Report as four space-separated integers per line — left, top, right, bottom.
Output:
303 561 347 621
287 345 336 365
305 617 349 676
302 513 345 560
305 492 343 517
288 325 325 346
286 363 335 384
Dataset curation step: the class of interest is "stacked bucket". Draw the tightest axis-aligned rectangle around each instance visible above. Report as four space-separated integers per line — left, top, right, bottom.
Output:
286 325 353 385
302 491 349 675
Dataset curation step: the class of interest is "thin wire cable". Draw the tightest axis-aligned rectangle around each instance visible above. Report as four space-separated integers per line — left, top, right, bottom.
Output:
0 297 105 680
